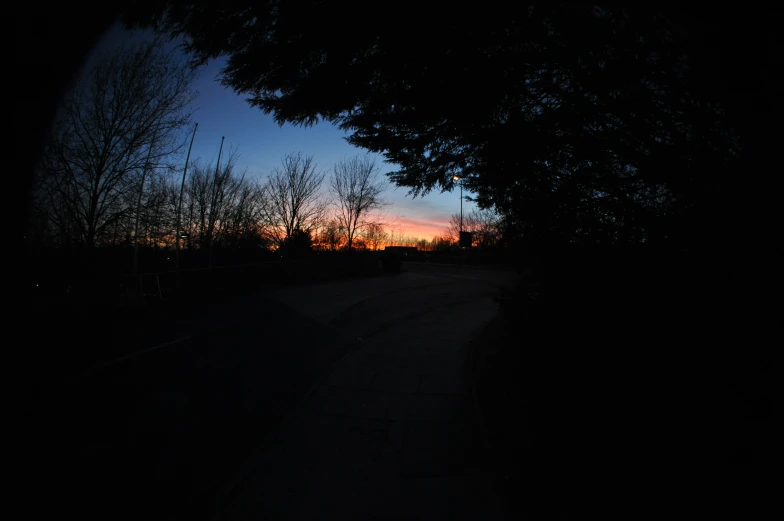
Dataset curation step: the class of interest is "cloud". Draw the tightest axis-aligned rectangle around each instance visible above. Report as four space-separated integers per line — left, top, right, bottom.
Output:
387 215 450 240
384 187 478 239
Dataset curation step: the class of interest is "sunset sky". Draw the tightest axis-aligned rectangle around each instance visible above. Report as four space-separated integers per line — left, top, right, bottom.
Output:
89 24 478 242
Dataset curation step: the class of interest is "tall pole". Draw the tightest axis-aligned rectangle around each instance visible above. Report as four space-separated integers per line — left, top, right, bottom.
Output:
460 179 463 235
133 115 164 275
453 175 463 236
214 136 225 178
453 175 464 264
208 136 225 270
175 122 198 286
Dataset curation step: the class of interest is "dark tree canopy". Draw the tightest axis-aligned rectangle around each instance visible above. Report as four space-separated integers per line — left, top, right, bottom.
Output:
124 2 774 247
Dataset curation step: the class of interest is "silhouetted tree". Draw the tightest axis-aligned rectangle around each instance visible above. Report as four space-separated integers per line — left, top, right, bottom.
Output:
218 176 265 250
123 4 740 248
447 209 502 248
430 236 454 252
35 37 197 252
204 149 243 266
283 227 312 259
363 223 388 251
330 155 388 251
312 220 345 252
258 152 327 249
177 150 264 262
136 172 175 248
190 155 238 254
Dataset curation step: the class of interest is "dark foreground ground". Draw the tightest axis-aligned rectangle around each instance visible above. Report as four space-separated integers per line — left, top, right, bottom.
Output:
24 261 516 520
28 290 358 520
20 251 780 519
474 248 781 518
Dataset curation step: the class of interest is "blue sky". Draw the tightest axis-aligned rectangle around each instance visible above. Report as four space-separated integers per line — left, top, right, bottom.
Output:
88 24 476 240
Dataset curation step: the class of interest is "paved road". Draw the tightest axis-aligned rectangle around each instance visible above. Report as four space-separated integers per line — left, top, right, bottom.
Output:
30 262 518 520
34 296 353 521
267 262 518 327
221 263 519 520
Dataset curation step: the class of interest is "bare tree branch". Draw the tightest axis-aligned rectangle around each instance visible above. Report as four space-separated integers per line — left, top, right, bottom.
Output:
34 37 198 250
330 155 389 251
363 223 389 251
445 208 502 248
259 152 327 249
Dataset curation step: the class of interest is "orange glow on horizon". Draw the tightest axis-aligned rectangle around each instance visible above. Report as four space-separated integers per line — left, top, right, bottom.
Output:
310 216 451 251
386 217 450 243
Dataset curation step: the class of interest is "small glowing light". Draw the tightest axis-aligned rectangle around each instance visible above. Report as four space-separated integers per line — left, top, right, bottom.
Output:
453 175 459 181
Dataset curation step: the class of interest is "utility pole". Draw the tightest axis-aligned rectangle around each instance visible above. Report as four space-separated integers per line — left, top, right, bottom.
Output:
133 115 164 275
175 122 198 287
453 175 463 234
207 136 225 270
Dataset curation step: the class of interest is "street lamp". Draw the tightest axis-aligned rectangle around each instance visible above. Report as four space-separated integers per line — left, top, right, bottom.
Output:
453 175 462 234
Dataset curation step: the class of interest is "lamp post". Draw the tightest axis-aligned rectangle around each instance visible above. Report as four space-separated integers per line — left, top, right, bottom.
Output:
453 175 462 235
